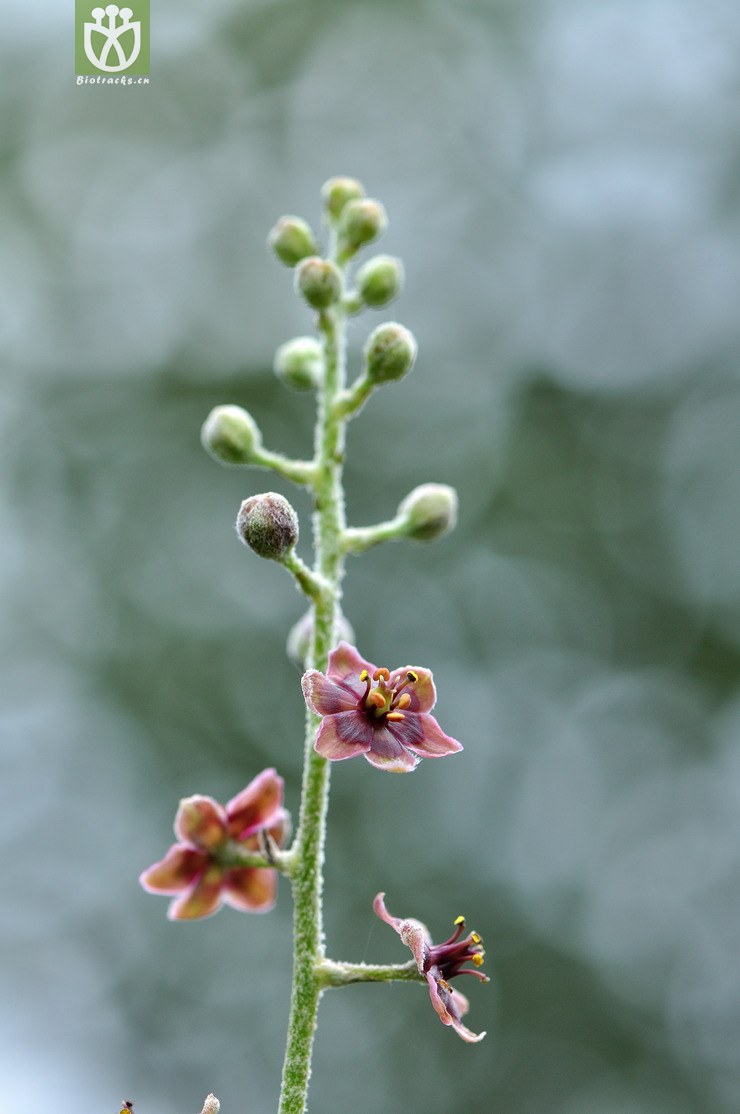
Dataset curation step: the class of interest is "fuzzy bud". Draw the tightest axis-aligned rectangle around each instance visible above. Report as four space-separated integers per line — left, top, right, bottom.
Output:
295 257 342 310
339 198 387 256
356 254 404 308
364 322 417 384
199 1097 220 1114
201 405 262 465
321 176 365 221
237 493 299 560
268 216 319 267
274 336 324 390
398 483 458 541
287 609 356 667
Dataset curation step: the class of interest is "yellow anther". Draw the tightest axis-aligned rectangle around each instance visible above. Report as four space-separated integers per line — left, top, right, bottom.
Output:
472 953 485 967
407 670 418 683
373 667 390 681
386 711 405 722
367 691 386 709
454 915 465 926
471 932 481 944
360 669 368 682
396 693 411 710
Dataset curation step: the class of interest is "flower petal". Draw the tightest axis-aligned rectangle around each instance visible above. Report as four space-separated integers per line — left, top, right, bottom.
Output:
427 974 486 1042
174 795 228 850
366 725 419 772
167 863 224 920
389 665 436 713
314 712 372 760
373 892 401 931
391 712 462 758
223 867 277 913
302 670 359 715
139 845 205 894
326 641 375 683
226 768 284 839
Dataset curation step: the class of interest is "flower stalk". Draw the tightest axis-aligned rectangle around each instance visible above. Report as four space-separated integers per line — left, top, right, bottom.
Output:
278 246 350 1114
140 178 484 1113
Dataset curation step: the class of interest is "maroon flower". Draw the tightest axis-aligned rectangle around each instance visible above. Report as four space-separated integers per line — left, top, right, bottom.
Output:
301 642 462 772
374 892 488 1042
139 768 289 920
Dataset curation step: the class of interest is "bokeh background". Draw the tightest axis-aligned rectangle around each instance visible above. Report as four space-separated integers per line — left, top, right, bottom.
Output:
3 0 740 1111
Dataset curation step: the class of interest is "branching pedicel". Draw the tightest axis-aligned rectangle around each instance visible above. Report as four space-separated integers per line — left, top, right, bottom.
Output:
140 177 488 1113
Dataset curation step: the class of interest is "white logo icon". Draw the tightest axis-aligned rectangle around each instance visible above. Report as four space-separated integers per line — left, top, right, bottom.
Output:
84 5 141 73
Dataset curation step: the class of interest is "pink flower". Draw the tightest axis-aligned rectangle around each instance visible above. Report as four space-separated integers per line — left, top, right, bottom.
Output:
374 892 488 1043
301 642 462 772
139 768 289 920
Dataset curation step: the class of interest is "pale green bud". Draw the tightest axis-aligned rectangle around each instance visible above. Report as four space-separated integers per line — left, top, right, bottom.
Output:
274 336 323 390
295 257 342 310
356 254 404 308
201 405 262 465
339 198 387 256
364 322 417 384
321 176 365 221
398 483 458 541
268 216 319 267
286 609 356 667
236 493 299 560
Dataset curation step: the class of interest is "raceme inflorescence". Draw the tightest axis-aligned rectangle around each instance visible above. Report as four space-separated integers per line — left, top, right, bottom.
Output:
140 177 487 1114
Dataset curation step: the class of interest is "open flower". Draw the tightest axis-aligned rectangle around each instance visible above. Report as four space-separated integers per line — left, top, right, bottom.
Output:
140 768 289 920
301 642 462 772
374 892 488 1042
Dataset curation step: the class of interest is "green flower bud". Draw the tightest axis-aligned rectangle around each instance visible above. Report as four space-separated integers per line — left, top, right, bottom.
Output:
355 254 404 308
274 336 324 390
321 176 365 221
398 483 458 541
236 493 299 560
339 198 387 257
267 216 319 267
201 405 262 465
286 609 356 667
364 322 417 384
295 257 342 310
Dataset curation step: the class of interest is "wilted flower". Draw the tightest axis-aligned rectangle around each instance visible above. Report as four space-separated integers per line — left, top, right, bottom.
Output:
140 769 289 920
301 641 462 772
374 892 488 1042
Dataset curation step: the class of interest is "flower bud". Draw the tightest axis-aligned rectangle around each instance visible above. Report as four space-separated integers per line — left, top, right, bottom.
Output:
295 257 342 310
339 198 387 256
268 216 319 267
398 483 458 541
201 405 262 465
199 1096 220 1114
364 322 417 384
236 493 299 560
286 609 356 667
274 336 323 390
356 255 404 308
321 176 365 221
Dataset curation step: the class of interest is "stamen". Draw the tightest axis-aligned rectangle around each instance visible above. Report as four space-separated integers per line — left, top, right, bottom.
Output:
472 953 485 967
373 667 390 681
470 932 481 944
407 670 418 682
386 711 405 722
367 691 386 709
360 669 368 682
395 693 411 710
454 915 465 926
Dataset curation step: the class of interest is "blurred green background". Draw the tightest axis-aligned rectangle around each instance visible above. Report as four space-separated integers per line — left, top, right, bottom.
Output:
3 0 740 1111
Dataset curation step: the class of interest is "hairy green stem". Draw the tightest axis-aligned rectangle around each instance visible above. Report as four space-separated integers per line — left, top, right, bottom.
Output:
277 261 348 1114
316 958 421 989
